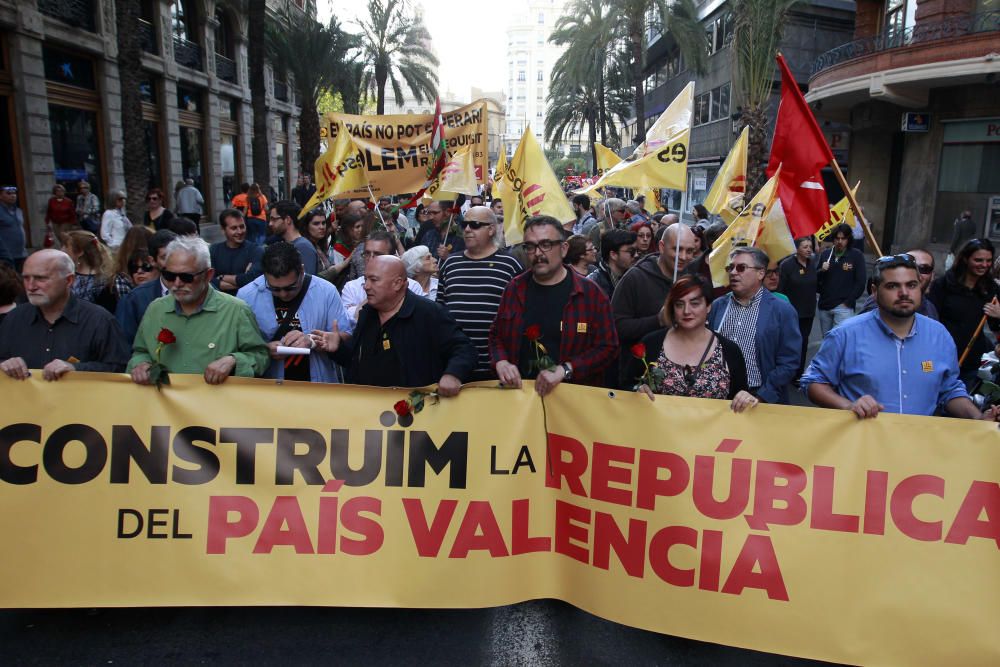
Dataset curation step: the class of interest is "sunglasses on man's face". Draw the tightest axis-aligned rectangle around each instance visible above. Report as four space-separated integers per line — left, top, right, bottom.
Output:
725 262 761 274
916 263 934 275
459 220 491 230
161 269 207 284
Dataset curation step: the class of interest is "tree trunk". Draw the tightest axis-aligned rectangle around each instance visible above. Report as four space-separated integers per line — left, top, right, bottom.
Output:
248 0 270 190
115 0 148 222
743 105 770 195
588 114 598 176
375 63 388 115
597 65 608 147
298 85 320 176
629 18 645 146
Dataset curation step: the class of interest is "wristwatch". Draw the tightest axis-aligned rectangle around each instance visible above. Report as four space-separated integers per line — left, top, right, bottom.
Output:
560 362 573 380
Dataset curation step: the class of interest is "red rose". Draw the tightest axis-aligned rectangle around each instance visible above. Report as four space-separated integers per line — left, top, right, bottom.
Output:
366 201 376 210
447 207 461 216
393 400 411 417
525 324 541 341
157 328 177 345
630 342 646 359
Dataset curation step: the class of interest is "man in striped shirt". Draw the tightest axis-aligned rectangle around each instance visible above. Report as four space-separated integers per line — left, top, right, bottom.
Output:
437 206 523 381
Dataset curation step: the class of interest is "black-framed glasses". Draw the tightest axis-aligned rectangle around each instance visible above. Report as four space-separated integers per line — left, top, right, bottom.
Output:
621 247 639 256
265 273 303 294
765 268 779 277
875 253 916 270
459 220 491 230
522 240 563 254
162 269 207 284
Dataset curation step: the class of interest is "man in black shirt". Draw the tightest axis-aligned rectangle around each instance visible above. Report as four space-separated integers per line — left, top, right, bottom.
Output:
0 249 128 379
816 223 866 336
210 209 263 294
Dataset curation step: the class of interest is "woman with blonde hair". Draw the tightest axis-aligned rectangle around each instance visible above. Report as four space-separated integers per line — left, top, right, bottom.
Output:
63 230 115 311
100 190 132 250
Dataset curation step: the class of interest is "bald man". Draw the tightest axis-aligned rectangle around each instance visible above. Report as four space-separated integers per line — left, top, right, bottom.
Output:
0 249 128 380
316 255 476 394
611 222 699 387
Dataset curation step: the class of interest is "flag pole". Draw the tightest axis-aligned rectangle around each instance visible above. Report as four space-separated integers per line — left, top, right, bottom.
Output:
958 297 998 367
829 159 882 257
366 185 388 232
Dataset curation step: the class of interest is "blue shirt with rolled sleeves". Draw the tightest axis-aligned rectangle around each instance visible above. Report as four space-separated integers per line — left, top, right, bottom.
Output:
800 310 969 416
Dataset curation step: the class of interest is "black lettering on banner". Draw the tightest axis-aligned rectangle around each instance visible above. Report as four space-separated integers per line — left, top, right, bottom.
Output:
147 508 170 539
407 431 468 489
385 430 405 487
109 425 170 484
375 125 394 140
172 426 220 485
219 427 274 485
117 508 143 538
0 423 41 484
657 143 687 164
329 429 383 486
275 428 326 485
43 424 106 484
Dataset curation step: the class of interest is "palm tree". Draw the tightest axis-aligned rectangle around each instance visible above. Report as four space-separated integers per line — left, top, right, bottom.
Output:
115 0 148 220
247 0 270 190
268 15 358 175
354 0 438 115
731 0 799 192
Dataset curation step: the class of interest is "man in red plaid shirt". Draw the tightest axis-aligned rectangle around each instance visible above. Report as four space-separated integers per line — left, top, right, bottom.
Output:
489 215 618 396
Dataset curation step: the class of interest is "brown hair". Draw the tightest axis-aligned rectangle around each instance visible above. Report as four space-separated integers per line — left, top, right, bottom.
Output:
63 230 114 279
0 262 22 305
113 225 153 276
665 274 712 322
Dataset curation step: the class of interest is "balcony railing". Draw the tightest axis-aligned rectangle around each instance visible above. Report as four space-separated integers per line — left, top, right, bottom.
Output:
216 54 237 83
274 80 289 102
138 19 156 55
812 10 1000 75
38 0 96 33
173 37 202 71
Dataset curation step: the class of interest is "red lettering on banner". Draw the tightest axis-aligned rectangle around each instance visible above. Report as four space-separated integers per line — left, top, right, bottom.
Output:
745 461 807 530
449 500 509 558
636 450 690 511
339 497 384 555
698 529 723 592
253 496 314 554
810 466 860 533
591 442 635 506
944 481 1000 548
890 474 944 541
648 526 698 587
546 434 588 496
316 496 338 554
511 498 552 554
402 498 458 557
721 535 788 601
592 512 647 577
554 499 591 563
206 495 259 554
692 455 751 520
863 470 889 535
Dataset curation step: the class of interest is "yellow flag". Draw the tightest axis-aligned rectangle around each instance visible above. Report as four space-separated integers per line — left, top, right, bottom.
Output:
578 82 693 193
298 122 369 217
638 187 660 215
703 126 748 224
500 127 575 244
757 199 796 268
816 181 861 241
708 167 781 287
424 146 479 202
594 142 622 177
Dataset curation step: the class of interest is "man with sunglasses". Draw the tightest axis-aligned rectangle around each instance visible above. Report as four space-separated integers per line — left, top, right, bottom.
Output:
859 248 938 320
238 242 351 383
437 206 523 381
802 254 996 420
490 215 618 396
0 185 26 271
708 246 801 404
587 229 638 300
128 236 269 385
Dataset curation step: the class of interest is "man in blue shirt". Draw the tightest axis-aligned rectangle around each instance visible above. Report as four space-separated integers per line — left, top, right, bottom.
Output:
0 185 26 271
802 253 997 420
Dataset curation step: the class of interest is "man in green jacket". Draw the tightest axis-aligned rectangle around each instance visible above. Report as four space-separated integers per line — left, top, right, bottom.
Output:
128 236 269 385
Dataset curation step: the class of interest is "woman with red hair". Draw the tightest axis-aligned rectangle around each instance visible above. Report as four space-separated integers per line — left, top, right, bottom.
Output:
630 221 654 259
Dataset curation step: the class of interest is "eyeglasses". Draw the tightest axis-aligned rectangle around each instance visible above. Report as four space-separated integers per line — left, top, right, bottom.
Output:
725 262 762 274
765 269 779 277
459 220 491 230
875 253 916 270
522 240 563 254
618 247 639 256
916 263 934 275
146 195 160 202
129 263 155 273
265 274 302 294
161 269 207 283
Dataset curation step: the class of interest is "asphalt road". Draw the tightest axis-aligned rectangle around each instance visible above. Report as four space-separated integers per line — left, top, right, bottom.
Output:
0 603 838 666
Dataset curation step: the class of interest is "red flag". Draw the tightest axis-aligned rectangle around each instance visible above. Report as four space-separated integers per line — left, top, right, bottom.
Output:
766 54 834 238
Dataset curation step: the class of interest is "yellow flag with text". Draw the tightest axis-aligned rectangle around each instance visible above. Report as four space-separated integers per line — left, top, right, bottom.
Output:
816 182 861 241
299 122 369 217
499 127 575 244
424 146 479 202
703 126 748 224
708 167 781 287
579 83 694 193
594 142 622 177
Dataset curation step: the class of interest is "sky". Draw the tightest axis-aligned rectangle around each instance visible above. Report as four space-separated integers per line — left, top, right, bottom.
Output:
319 0 510 102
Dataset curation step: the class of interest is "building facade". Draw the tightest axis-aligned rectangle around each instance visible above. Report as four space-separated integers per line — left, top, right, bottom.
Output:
0 0 307 248
630 0 855 216
808 0 1000 253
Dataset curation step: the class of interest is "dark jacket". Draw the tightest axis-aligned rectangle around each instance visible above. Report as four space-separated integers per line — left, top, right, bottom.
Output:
586 262 616 299
778 254 818 319
115 278 166 346
816 247 866 311
949 215 977 255
926 273 1000 371
624 328 748 399
335 290 477 386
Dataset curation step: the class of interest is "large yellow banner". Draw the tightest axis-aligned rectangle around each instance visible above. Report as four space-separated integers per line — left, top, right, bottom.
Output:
2 373 999 666
322 102 488 198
